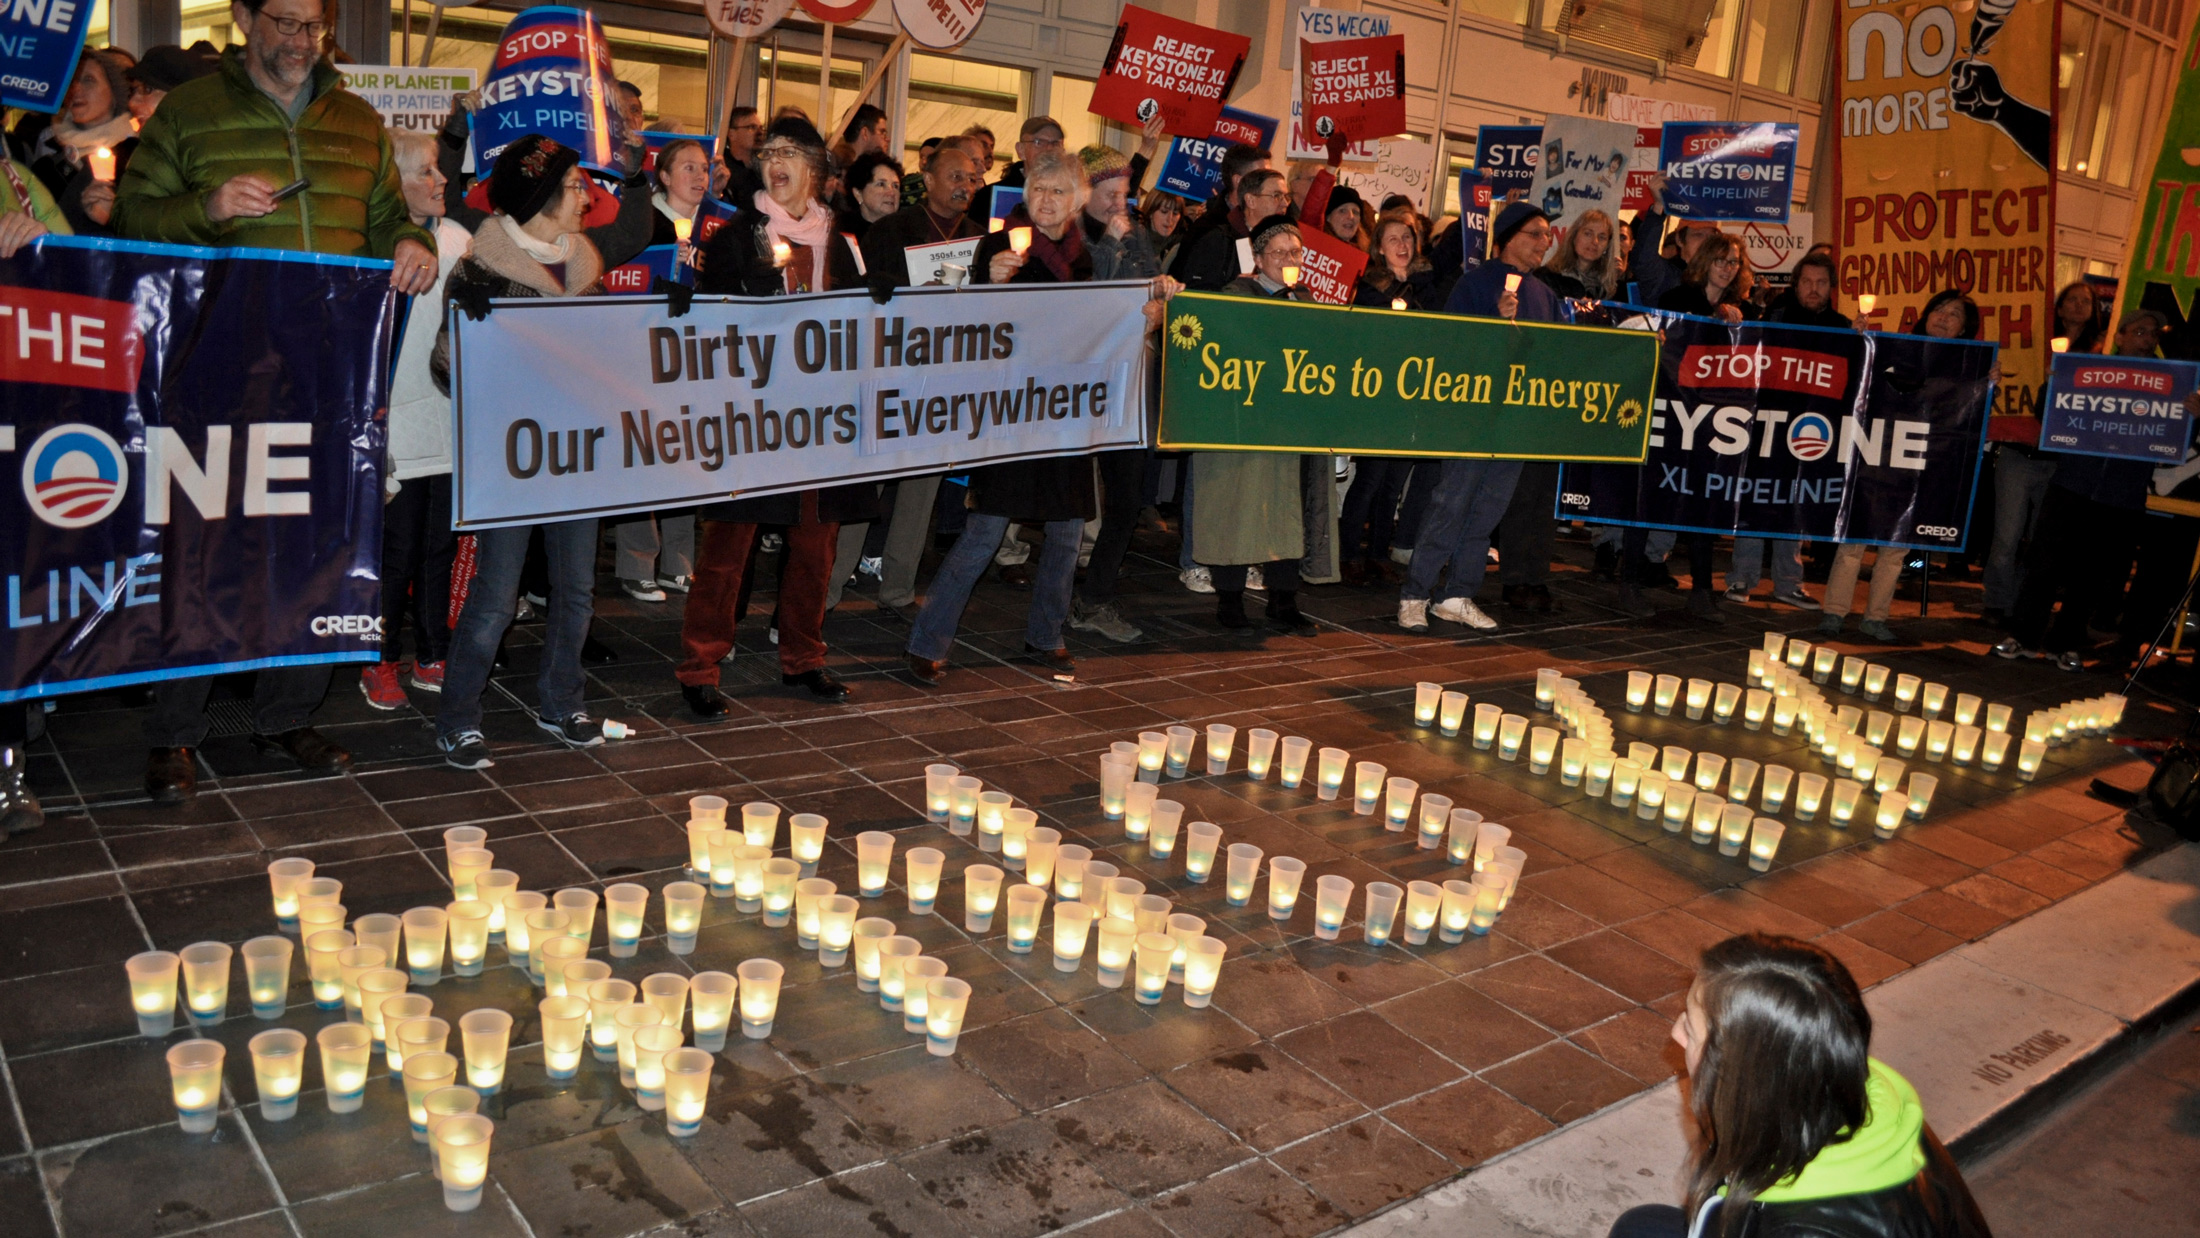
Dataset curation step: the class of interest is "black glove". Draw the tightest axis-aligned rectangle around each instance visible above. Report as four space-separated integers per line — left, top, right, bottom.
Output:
652 277 694 319
868 274 895 306
449 279 494 322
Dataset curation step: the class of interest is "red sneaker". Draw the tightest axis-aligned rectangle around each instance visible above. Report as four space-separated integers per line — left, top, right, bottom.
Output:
409 661 445 693
359 662 407 710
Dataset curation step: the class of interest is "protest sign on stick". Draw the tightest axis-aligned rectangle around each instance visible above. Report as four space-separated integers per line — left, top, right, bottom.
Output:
1089 6 1249 137
1297 34 1405 145
1296 229 1368 306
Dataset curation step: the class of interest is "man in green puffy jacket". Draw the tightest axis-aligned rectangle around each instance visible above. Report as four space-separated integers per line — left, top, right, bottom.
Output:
112 0 439 804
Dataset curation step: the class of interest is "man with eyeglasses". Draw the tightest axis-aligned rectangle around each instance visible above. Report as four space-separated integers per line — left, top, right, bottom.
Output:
112 0 437 804
717 106 764 204
1172 157 1285 293
963 115 1064 227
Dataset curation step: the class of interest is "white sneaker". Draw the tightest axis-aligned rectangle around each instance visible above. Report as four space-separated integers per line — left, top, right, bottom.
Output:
1390 546 1414 566
1180 566 1214 594
1432 597 1498 630
1245 566 1264 592
1397 599 1429 631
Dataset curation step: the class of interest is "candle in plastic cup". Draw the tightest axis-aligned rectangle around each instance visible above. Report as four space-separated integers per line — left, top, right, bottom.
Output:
1245 728 1279 779
1468 872 1505 933
1223 842 1263 906
167 1039 225 1133
1693 752 1727 794
963 865 1004 933
1559 738 1586 786
1708 681 1741 723
1417 793 1453 849
1873 757 1906 796
1688 789 1722 844
1438 880 1475 942
1652 674 1681 716
787 813 828 873
658 882 702 955
317 1022 371 1112
1533 667 1559 709
1278 735 1313 786
1923 720 1953 763
687 972 736 1052
837 829 886 900
297 899 346 954
424 1087 479 1175
1772 694 1799 734
1829 778 1863 826
237 935 292 1020
1950 692 1981 727
268 857 315 929
1317 747 1349 798
1414 681 1442 726
1869 789 1904 838
1361 882 1403 947
950 776 983 832
1657 745 1688 781
1952 724 1982 765
433 1113 492 1212
337 943 383 1021
898 957 948 1033
1586 748 1616 797
1664 786 1696 833
1812 645 1838 683
1177 935 1227 1008
1865 709 1893 746
1981 729 2012 770
1624 670 1652 711
902 847 944 915
1004 886 1048 953
977 791 1012 852
686 819 720 878
1164 725 1198 777
1892 673 1920 711
1150 799 1185 858
1054 844 1090 902
664 1047 713 1135
1743 688 1771 730
925 764 959 820
740 801 780 851
1759 764 1793 813
925 977 973 1055
1182 821 1222 882
562 958 611 1003
471 870 517 941
304 930 352 1011
1901 769 1939 820
2017 738 2046 780
1895 715 1924 756
384 998 438 1070
631 1023 680 1110
246 1027 307 1121
736 959 783 1039
1726 758 1759 804
1352 761 1386 814
1527 727 1558 774
637 972 689 1036
729 843 769 913
1052 902 1096 971
1267 856 1306 920
1716 805 1751 856
1123 781 1157 839
1748 819 1786 871
1094 915 1137 987
1023 825 1060 888
587 978 635 1061
396 907 446 987
497 895 545 971
179 941 233 1028
88 145 116 182
1610 758 1643 807
1136 731 1168 781
1313 874 1354 940
1863 663 1890 699
1398 880 1443 946
875 937 920 1011
759 859 800 927
1132 933 1174 1004
457 1008 512 1095
1682 678 1711 720
298 875 342 911
547 888 596 946
1636 770 1669 821
596 882 644 956
688 795 728 826
1134 893 1171 940
1793 771 1828 821
1495 714 1526 760
1206 723 1237 774
794 878 835 949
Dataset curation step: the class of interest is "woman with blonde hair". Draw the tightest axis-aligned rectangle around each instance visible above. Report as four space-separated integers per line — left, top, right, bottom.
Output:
1534 208 1621 302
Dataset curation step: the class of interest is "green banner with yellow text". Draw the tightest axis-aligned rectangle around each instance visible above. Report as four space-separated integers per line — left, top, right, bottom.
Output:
2122 22 2200 361
1156 293 1659 461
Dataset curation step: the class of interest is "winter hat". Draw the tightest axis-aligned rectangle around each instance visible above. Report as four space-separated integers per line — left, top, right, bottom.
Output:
127 43 218 94
1248 214 1300 256
1323 185 1365 218
1491 199 1549 250
1078 144 1130 185
489 134 581 224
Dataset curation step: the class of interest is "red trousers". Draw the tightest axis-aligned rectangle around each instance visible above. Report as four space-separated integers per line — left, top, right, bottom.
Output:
678 508 839 684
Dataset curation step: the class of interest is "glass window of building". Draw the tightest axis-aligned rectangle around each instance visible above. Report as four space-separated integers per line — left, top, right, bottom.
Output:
2073 22 2126 179
2055 8 2098 173
1049 74 1137 161
1740 0 1804 93
904 53 1029 171
1690 0 1743 78
754 45 867 134
2105 38 2160 188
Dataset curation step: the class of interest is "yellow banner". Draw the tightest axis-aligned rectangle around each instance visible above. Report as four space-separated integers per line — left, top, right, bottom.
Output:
1837 0 2055 423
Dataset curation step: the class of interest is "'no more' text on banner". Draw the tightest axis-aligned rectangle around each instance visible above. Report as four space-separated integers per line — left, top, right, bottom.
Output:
0 237 394 701
450 282 1153 530
2038 353 2199 462
1155 292 1658 462
1558 313 1997 551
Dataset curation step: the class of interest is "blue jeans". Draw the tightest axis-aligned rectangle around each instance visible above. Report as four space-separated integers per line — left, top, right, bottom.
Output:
1402 459 1523 602
1339 457 1414 563
439 519 599 739
908 514 1079 661
1728 537 1801 593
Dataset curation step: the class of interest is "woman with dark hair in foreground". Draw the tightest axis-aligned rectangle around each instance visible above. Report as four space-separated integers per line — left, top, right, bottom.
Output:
1609 934 1989 1238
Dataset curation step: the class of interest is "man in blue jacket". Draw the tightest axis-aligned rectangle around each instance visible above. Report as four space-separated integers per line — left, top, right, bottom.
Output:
1399 201 1559 632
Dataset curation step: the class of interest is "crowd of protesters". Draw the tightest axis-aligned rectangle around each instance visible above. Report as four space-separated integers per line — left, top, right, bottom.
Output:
2 0 2196 816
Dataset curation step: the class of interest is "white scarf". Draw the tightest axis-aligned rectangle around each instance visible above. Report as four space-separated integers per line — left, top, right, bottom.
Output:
53 113 136 166
497 214 574 265
754 189 832 290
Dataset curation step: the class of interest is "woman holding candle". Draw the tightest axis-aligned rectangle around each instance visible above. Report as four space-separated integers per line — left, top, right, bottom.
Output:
1604 934 1986 1238
1338 212 1439 589
31 50 138 235
681 117 885 714
905 151 1175 684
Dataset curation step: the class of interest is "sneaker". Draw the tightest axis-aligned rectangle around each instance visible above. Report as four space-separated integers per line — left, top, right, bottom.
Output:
1858 619 1897 643
1687 590 1723 622
534 710 606 749
1180 566 1215 594
1992 637 2041 660
358 663 407 710
658 575 692 594
1389 546 1415 566
1723 586 1753 603
2055 650 2085 672
409 661 445 693
1771 588 1822 611
512 596 536 622
523 592 547 608
1431 597 1498 630
1398 598 1429 632
620 578 667 603
1816 613 1845 636
1070 599 1143 643
439 730 494 770
1245 566 1264 592
857 555 884 579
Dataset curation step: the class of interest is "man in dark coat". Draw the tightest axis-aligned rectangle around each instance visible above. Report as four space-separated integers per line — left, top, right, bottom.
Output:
1168 145 1278 291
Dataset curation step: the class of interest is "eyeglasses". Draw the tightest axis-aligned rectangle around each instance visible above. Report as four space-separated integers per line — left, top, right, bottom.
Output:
1262 246 1306 263
258 14 329 38
1711 257 1741 269
756 145 804 165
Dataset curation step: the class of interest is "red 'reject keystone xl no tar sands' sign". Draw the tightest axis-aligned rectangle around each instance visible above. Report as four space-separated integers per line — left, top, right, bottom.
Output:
1299 33 1404 143
1296 228 1369 306
1089 6 1249 138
